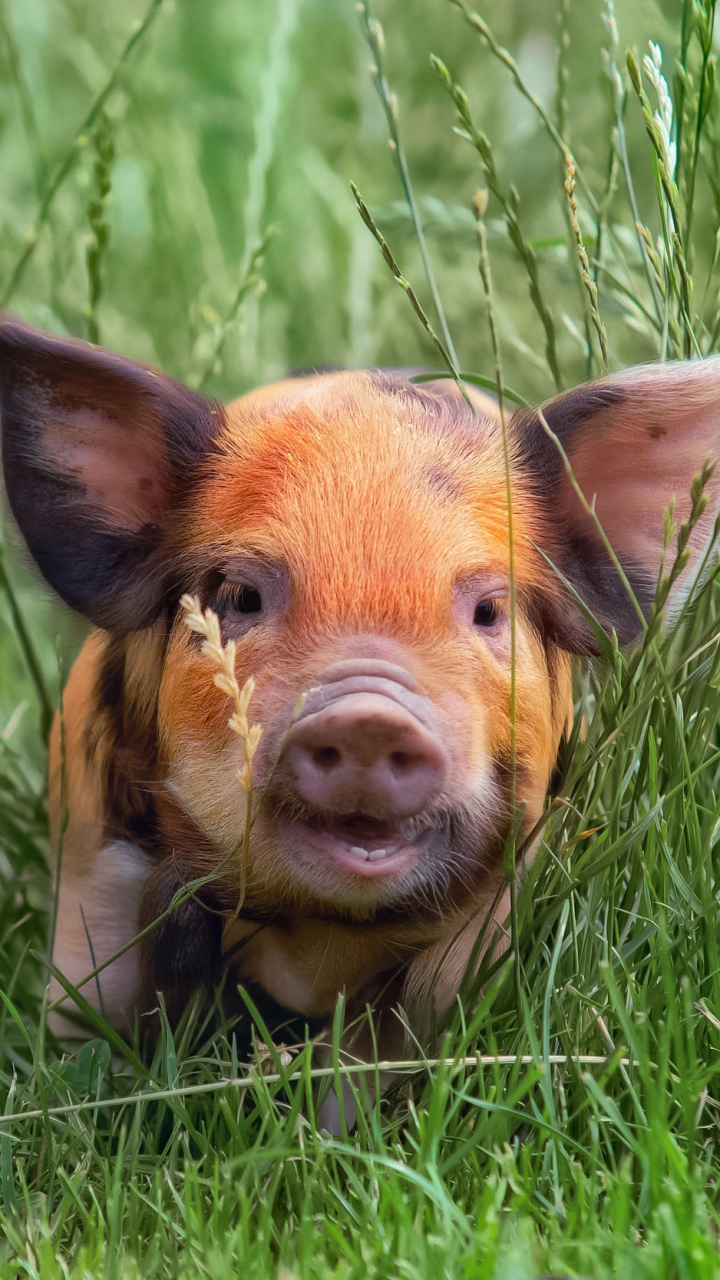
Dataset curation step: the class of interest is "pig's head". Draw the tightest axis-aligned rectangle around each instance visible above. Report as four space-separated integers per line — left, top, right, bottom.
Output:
159 370 569 925
3 317 720 1013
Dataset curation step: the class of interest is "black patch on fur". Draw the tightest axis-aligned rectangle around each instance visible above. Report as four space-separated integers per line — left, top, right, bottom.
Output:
223 979 332 1043
370 369 471 421
558 529 654 646
136 862 334 1045
138 858 225 1025
425 461 465 500
367 371 495 464
87 633 166 851
548 732 569 798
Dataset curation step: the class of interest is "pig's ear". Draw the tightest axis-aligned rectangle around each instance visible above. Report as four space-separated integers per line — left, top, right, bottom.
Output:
513 359 720 653
0 317 221 631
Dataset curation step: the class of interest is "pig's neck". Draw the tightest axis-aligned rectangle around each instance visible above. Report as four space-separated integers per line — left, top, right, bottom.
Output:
222 914 418 1019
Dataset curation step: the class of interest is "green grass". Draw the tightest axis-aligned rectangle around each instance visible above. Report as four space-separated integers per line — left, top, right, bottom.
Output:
3 0 720 1274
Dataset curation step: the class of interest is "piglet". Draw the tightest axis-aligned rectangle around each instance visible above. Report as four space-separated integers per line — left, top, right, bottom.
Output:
1 317 717 1071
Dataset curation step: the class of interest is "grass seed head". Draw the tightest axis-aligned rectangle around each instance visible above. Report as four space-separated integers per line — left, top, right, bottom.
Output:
181 593 262 793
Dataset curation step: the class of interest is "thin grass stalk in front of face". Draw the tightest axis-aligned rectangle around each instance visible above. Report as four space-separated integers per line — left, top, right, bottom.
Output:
180 594 262 915
473 188 523 1008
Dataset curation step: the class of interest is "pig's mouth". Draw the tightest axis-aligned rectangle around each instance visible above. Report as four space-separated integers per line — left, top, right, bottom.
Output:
281 807 433 878
261 786 509 917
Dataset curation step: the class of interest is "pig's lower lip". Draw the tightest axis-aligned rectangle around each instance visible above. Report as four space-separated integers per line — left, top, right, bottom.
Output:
292 813 424 878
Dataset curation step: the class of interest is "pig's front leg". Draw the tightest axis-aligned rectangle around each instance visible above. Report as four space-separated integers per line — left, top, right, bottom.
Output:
49 840 154 1039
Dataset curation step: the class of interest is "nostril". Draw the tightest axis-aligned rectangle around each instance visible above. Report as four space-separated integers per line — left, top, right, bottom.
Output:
390 751 416 773
313 746 342 770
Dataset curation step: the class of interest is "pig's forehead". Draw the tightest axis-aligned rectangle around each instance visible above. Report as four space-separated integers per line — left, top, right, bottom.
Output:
185 371 539 569
203 371 517 508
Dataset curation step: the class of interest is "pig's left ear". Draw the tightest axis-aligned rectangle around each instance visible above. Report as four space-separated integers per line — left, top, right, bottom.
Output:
513 359 720 652
0 317 221 631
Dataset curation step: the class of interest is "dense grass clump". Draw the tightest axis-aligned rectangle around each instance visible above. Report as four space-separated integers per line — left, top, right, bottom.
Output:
2 0 720 1275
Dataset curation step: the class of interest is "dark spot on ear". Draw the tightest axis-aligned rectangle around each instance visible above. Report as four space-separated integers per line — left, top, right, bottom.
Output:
138 476 153 491
648 423 666 439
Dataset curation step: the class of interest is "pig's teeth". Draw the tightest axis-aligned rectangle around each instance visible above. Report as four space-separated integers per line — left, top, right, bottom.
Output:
344 844 399 863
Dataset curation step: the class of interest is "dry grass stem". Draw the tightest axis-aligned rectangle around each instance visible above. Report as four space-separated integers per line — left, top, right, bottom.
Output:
180 594 262 792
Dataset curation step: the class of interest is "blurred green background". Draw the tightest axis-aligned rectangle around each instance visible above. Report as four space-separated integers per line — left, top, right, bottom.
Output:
0 0 710 763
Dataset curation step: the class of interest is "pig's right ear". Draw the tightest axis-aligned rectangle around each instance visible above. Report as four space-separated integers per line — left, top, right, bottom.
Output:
0 317 221 632
513 359 720 654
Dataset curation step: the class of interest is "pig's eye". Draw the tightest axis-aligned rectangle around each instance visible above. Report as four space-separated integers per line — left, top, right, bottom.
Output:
227 584 262 614
473 599 499 627
208 558 289 631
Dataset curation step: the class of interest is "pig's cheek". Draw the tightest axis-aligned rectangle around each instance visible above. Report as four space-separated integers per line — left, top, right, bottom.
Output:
157 644 248 847
435 687 492 791
164 737 249 851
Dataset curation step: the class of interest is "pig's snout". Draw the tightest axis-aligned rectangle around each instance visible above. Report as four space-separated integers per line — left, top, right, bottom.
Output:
285 662 448 817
